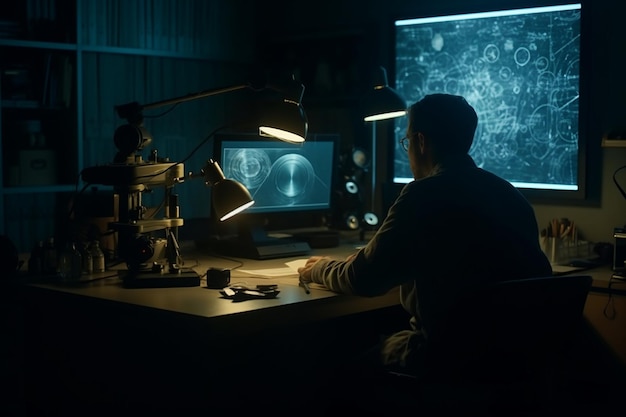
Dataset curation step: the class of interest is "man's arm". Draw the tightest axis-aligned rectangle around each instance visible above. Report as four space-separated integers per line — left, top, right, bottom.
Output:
299 184 419 296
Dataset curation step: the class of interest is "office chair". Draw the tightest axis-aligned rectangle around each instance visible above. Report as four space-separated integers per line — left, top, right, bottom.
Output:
383 274 593 417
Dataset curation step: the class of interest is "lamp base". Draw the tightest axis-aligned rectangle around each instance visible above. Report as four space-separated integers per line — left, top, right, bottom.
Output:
121 270 200 288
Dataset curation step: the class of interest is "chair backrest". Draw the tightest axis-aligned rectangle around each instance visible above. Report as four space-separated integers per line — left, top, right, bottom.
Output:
422 274 593 384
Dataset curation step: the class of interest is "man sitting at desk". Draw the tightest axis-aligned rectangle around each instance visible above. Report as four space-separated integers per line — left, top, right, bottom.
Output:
298 93 552 377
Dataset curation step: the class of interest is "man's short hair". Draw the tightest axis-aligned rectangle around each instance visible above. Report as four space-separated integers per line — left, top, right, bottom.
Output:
408 94 478 156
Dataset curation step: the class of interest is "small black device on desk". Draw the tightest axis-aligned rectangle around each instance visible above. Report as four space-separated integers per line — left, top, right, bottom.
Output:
219 284 280 301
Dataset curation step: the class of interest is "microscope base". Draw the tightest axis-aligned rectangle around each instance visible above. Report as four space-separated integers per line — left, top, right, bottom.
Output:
121 270 200 288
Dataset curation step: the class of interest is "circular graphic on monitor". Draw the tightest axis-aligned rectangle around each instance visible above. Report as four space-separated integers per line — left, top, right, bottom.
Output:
227 149 272 190
271 153 315 202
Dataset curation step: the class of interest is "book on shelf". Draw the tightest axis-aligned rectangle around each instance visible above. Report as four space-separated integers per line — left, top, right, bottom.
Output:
1 99 39 108
42 53 72 108
601 138 626 148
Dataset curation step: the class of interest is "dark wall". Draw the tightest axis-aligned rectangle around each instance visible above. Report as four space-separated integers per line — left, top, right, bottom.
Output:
252 0 626 242
255 0 625 149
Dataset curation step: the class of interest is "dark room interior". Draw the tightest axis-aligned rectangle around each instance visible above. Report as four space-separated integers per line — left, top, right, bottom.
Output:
1 1 625 416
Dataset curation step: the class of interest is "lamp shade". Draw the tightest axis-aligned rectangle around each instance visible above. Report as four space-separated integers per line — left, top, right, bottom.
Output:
201 159 255 221
258 99 308 143
362 66 407 122
213 179 256 221
256 79 308 143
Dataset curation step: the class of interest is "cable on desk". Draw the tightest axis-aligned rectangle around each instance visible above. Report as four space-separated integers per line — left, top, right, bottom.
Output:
208 253 245 270
604 273 626 319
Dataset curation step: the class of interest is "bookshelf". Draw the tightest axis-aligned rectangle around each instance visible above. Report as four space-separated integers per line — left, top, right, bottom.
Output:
0 0 256 252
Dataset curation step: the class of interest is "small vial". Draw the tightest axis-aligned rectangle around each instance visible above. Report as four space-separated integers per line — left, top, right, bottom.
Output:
58 242 82 282
43 237 57 275
28 240 45 275
82 242 93 275
90 240 105 273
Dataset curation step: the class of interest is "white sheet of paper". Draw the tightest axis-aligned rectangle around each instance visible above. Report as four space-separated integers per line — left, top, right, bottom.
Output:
237 259 308 278
285 259 307 271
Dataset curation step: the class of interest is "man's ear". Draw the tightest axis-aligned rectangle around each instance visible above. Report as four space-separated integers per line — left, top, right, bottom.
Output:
417 132 427 155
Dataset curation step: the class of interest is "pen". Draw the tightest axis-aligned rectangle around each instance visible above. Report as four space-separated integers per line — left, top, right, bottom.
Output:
299 278 311 294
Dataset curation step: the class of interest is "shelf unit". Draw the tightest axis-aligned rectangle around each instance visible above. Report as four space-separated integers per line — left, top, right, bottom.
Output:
601 138 626 148
0 0 256 252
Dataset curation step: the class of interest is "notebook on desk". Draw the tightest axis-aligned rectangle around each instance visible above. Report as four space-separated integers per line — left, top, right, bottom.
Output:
551 258 604 276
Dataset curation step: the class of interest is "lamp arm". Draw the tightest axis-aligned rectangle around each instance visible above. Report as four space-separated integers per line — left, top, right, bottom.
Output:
142 83 251 111
115 83 252 123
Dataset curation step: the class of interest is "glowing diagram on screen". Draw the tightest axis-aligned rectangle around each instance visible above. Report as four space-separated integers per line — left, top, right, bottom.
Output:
223 146 329 212
394 4 581 190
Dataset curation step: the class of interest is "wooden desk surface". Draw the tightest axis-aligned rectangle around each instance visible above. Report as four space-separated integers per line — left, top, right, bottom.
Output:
22 238 401 333
14 241 626 415
21 243 625 343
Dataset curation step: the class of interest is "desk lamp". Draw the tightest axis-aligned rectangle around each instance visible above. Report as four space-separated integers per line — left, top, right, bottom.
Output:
199 158 255 221
113 76 308 164
361 66 406 233
80 75 307 287
363 66 407 123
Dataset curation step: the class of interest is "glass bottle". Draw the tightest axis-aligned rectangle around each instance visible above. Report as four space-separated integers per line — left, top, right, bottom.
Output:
81 242 93 275
90 240 105 273
58 242 82 282
70 242 83 280
28 240 44 275
43 237 57 275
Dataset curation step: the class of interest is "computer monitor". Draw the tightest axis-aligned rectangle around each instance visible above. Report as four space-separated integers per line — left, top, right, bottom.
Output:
391 3 589 203
210 132 338 259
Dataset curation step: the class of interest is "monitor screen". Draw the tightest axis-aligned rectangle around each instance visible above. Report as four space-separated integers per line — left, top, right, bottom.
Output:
216 133 336 215
209 132 339 259
392 3 586 201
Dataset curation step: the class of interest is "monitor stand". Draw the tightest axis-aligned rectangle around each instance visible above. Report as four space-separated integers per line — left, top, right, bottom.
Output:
215 226 311 260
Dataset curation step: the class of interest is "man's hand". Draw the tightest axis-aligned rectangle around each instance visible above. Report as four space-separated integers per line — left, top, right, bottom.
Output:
298 252 358 282
297 256 328 282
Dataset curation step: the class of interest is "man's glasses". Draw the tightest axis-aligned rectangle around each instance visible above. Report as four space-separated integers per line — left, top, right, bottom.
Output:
400 136 410 151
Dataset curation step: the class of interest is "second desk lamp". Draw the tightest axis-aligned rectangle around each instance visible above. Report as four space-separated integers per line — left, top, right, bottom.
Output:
360 66 406 235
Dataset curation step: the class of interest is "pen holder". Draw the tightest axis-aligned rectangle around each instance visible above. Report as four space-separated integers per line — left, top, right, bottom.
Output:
540 237 592 264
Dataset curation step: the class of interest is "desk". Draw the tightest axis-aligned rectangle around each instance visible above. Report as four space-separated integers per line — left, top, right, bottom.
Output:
577 266 626 367
11 242 626 416
15 238 403 416
23 239 400 334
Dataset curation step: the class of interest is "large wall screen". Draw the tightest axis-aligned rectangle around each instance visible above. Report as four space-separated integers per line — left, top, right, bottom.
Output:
393 3 583 196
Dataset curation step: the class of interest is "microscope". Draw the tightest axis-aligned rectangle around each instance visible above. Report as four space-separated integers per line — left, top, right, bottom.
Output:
81 101 200 287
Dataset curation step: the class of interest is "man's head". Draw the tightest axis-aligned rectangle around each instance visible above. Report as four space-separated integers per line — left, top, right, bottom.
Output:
405 94 478 179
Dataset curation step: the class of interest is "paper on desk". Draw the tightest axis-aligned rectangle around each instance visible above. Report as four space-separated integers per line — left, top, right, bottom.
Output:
551 264 584 275
237 259 307 278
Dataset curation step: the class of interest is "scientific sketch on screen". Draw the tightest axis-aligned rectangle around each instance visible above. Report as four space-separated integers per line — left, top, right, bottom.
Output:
394 5 581 190
222 143 333 212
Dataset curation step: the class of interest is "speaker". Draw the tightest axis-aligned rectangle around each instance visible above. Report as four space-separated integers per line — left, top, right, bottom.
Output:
331 147 372 230
332 177 359 227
